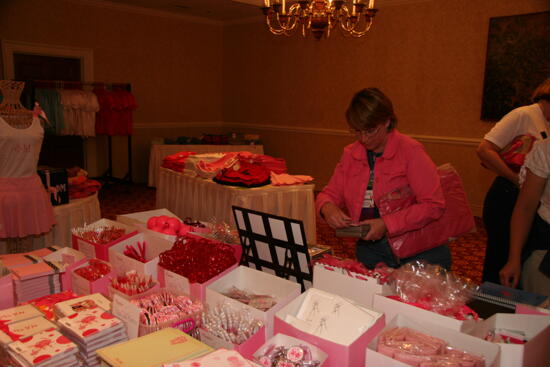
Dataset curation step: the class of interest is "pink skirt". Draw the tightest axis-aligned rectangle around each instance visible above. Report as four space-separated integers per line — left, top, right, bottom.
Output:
0 175 56 238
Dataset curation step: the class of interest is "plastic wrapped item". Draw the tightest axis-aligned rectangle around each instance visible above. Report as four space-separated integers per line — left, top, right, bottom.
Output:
202 302 264 345
72 225 126 245
223 286 277 312
314 254 393 284
390 261 479 319
208 217 239 245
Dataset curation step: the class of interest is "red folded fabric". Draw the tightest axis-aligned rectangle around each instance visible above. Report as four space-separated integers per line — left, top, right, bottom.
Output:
213 160 271 187
69 178 101 199
161 151 196 172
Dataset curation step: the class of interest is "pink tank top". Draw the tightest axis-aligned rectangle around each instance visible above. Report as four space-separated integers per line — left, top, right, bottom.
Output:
0 116 43 178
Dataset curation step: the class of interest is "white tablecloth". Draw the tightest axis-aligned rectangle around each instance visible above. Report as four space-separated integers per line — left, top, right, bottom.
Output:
156 168 317 244
0 193 101 252
148 144 264 187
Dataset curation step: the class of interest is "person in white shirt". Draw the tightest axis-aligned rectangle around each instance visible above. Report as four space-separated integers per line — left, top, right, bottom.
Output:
477 78 550 285
500 138 550 297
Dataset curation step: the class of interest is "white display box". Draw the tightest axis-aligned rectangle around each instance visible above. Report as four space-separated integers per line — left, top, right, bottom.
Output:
116 208 185 242
366 313 499 367
274 288 385 367
313 264 391 308
372 293 479 333
108 232 172 280
205 266 301 338
199 326 265 360
42 247 88 291
72 218 138 261
467 313 550 367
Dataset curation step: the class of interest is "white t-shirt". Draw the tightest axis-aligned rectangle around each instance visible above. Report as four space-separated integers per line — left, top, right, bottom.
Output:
521 139 550 224
0 116 43 178
484 103 549 148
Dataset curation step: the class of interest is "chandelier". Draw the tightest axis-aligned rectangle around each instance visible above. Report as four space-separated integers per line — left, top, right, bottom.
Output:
260 0 378 40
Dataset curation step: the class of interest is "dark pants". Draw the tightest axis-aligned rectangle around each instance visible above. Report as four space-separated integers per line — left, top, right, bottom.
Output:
482 176 519 284
356 237 452 270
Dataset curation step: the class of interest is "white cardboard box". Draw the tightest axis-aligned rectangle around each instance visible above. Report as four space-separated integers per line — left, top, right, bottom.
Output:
467 313 550 367
72 218 138 261
372 293 479 333
116 208 183 242
275 288 385 367
205 265 301 338
365 313 499 367
313 263 391 308
108 232 172 280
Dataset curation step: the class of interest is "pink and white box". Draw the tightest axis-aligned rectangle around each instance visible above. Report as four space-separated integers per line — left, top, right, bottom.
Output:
157 239 242 302
252 333 328 367
42 247 88 292
313 263 391 308
366 313 499 367
116 208 190 242
467 313 550 367
108 232 173 280
274 288 385 367
372 293 479 333
72 218 138 261
205 265 300 338
71 259 115 298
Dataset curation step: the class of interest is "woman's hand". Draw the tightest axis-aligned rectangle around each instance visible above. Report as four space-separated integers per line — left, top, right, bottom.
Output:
499 259 521 288
358 218 387 241
320 202 351 229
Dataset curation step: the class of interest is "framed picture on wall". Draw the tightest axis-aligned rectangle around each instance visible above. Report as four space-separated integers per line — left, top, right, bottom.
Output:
480 11 550 121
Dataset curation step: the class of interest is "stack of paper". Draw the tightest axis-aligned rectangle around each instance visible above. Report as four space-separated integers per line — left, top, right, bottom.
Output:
284 288 383 345
54 294 112 319
11 262 62 303
6 328 79 367
97 328 212 367
57 308 128 367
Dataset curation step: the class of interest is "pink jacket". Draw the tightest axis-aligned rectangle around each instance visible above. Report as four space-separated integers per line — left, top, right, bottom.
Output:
316 130 445 238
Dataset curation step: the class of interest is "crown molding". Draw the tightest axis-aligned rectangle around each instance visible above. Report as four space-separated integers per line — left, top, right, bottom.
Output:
65 0 224 26
135 121 482 146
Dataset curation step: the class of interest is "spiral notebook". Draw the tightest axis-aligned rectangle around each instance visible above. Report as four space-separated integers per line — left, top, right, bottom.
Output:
468 282 549 319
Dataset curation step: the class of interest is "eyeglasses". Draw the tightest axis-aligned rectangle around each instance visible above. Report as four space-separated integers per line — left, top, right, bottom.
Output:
349 125 380 137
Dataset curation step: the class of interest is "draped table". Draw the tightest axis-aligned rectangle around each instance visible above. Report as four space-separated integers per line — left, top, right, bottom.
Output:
156 168 317 245
148 144 264 187
0 192 101 252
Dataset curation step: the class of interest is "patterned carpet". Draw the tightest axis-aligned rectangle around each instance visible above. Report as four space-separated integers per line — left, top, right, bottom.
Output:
99 184 486 284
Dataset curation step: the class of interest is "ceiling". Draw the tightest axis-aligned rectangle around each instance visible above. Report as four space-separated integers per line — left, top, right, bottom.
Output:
94 0 264 22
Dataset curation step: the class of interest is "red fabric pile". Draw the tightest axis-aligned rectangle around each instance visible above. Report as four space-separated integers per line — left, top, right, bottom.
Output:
161 151 196 172
213 160 271 187
68 175 101 199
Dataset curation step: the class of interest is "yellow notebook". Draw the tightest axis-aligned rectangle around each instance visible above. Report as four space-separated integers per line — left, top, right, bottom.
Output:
96 328 213 367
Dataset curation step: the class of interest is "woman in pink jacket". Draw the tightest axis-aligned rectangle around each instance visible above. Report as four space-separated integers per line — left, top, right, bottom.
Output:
316 88 451 269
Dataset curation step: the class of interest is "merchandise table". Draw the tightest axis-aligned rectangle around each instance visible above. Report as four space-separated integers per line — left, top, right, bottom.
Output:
0 192 101 252
156 167 317 244
148 144 264 187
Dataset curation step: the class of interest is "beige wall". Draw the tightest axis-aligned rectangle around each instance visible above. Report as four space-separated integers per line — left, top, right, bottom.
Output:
1 0 548 216
221 0 549 215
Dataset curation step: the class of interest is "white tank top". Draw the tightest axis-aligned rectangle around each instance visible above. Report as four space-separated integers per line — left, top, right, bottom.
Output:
0 116 44 178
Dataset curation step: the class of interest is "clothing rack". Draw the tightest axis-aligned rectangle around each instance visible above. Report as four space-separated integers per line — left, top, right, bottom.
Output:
24 79 133 185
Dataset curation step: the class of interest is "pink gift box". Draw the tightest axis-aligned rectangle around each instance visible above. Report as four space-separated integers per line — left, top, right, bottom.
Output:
72 218 138 261
157 237 242 302
274 290 386 367
42 248 88 292
199 326 265 360
71 259 115 298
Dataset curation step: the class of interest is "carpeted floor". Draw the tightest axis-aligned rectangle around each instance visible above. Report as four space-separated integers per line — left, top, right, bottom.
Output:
99 183 486 284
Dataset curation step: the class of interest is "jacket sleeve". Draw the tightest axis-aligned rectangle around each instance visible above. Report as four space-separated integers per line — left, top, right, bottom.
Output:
315 150 350 221
382 145 446 236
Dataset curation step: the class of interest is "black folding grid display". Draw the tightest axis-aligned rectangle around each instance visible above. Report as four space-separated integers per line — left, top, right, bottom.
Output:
232 206 313 291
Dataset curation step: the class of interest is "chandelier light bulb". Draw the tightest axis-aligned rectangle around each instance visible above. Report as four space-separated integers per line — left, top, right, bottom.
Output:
261 0 378 40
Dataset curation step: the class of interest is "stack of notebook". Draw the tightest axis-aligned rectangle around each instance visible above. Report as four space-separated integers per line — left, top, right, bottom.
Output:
57 308 128 367
11 262 62 304
54 293 112 319
6 328 79 367
96 328 212 367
